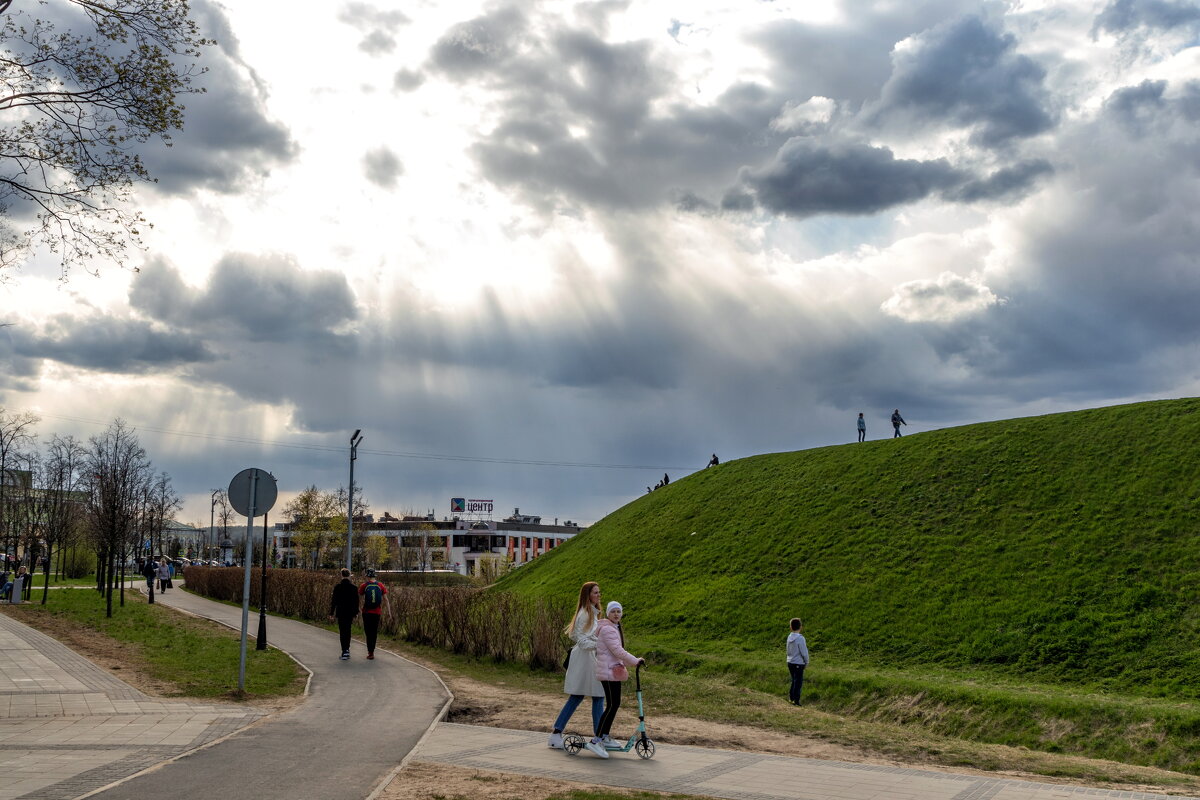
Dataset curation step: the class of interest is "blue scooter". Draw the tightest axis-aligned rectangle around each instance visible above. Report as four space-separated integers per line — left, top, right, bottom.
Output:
564 663 655 759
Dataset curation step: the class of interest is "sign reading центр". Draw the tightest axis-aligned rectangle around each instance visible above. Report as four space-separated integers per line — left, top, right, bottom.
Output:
451 498 493 514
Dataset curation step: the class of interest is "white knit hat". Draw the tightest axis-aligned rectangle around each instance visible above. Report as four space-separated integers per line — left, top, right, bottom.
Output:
606 601 623 615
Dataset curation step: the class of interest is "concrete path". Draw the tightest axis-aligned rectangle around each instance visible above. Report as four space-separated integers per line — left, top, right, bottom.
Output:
0 606 265 800
85 587 450 800
415 723 1200 800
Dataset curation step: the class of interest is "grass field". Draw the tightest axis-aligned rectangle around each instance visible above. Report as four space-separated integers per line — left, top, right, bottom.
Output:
1 587 304 699
496 398 1200 772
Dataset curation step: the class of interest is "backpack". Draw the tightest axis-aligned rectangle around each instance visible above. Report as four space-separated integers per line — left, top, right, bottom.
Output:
363 582 383 611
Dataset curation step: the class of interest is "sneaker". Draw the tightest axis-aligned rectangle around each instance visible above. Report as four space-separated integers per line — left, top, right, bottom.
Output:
584 740 609 759
367 653 375 660
547 732 564 750
601 734 622 749
340 651 350 660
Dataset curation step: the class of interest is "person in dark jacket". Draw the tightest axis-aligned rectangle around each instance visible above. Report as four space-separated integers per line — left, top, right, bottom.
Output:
327 568 360 660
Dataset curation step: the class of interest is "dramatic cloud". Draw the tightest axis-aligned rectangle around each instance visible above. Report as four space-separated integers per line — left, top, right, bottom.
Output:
1094 0 1200 33
140 2 298 195
362 147 404 188
871 15 1055 147
12 317 213 373
731 140 962 216
337 2 411 55
882 272 1001 323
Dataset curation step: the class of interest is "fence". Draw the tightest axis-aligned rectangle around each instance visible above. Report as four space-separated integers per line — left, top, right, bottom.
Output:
183 567 567 670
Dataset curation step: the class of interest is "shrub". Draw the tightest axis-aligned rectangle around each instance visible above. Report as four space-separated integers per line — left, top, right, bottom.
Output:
183 566 568 670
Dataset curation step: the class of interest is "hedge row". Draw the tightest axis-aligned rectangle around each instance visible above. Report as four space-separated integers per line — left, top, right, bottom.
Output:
183 567 568 669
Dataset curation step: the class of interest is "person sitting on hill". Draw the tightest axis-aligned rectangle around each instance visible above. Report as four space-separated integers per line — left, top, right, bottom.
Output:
708 453 719 467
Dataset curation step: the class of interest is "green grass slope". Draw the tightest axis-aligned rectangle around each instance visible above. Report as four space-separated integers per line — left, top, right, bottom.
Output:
501 398 1200 698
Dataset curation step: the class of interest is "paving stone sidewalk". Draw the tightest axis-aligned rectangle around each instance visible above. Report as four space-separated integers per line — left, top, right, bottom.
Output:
415 723 1200 800
0 606 264 800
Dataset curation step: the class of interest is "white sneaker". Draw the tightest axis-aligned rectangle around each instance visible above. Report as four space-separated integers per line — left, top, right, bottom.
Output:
585 740 609 759
601 734 622 749
547 732 564 749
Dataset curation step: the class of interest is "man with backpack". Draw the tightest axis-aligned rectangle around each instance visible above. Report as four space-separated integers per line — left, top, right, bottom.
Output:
328 568 360 660
358 568 389 660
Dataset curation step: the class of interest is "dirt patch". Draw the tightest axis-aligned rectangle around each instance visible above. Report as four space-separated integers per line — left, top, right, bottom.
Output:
0 601 303 713
387 647 1200 798
380 760 684 800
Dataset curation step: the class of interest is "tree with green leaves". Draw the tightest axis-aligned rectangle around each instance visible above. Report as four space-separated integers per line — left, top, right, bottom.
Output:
84 419 150 617
281 486 343 570
35 434 87 604
0 0 212 279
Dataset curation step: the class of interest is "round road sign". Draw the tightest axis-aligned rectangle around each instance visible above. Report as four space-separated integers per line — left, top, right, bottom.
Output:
227 468 278 517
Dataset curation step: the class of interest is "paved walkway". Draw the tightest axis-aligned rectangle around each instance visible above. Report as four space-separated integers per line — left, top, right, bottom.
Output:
415 724 1200 800
0 606 264 800
0 586 449 800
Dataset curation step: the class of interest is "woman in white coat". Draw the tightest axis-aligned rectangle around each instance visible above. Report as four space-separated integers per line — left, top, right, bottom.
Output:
548 581 605 750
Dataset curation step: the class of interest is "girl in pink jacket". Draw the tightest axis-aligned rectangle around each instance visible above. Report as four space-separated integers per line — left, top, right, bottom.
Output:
588 601 644 757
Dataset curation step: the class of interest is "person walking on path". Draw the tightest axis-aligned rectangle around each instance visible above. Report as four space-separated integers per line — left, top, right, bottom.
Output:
156 559 171 593
891 409 907 438
787 617 810 705
358 568 389 660
549 581 605 751
591 601 645 759
857 413 866 442
328 568 360 660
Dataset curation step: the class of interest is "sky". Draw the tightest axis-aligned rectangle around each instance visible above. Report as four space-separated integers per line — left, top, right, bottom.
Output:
2 0 1199 528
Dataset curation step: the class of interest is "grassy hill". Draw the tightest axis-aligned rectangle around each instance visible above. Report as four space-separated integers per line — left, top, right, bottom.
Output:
501 398 1200 699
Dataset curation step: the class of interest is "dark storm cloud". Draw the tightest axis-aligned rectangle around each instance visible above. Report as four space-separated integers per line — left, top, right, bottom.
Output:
734 141 962 217
1094 0 1200 33
12 316 213 372
429 7 527 78
130 254 359 347
362 147 404 188
750 0 979 104
1104 80 1200 135
870 15 1055 147
141 2 298 195
945 160 1054 202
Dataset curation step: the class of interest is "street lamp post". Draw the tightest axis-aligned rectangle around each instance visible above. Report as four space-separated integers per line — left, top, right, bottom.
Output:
346 430 363 571
209 489 219 564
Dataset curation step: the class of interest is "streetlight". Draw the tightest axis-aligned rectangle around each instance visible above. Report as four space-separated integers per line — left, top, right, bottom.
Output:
346 429 363 571
210 489 219 564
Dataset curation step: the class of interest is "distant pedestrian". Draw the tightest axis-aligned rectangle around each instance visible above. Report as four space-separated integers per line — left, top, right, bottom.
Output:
891 409 906 438
328 568 360 660
156 559 171 592
786 618 809 705
708 454 719 467
549 581 605 751
857 413 866 443
662 473 670 486
591 601 644 758
358 568 389 660
140 558 156 592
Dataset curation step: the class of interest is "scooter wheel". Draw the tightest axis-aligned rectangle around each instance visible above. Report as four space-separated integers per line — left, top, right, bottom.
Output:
634 738 655 760
564 734 586 755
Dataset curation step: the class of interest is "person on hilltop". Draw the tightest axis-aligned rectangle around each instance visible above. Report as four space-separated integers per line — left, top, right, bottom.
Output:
328 568 360 661
891 409 907 438
662 473 670 486
549 582 605 751
786 617 810 705
590 601 645 759
358 568 389 660
708 453 719 467
857 413 866 443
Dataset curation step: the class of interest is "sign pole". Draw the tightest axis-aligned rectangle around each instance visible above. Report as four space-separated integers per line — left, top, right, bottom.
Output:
238 469 257 692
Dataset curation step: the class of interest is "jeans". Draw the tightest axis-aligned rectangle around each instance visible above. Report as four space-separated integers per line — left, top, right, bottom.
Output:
337 616 354 652
788 663 806 703
597 680 624 737
362 613 380 653
553 694 604 733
